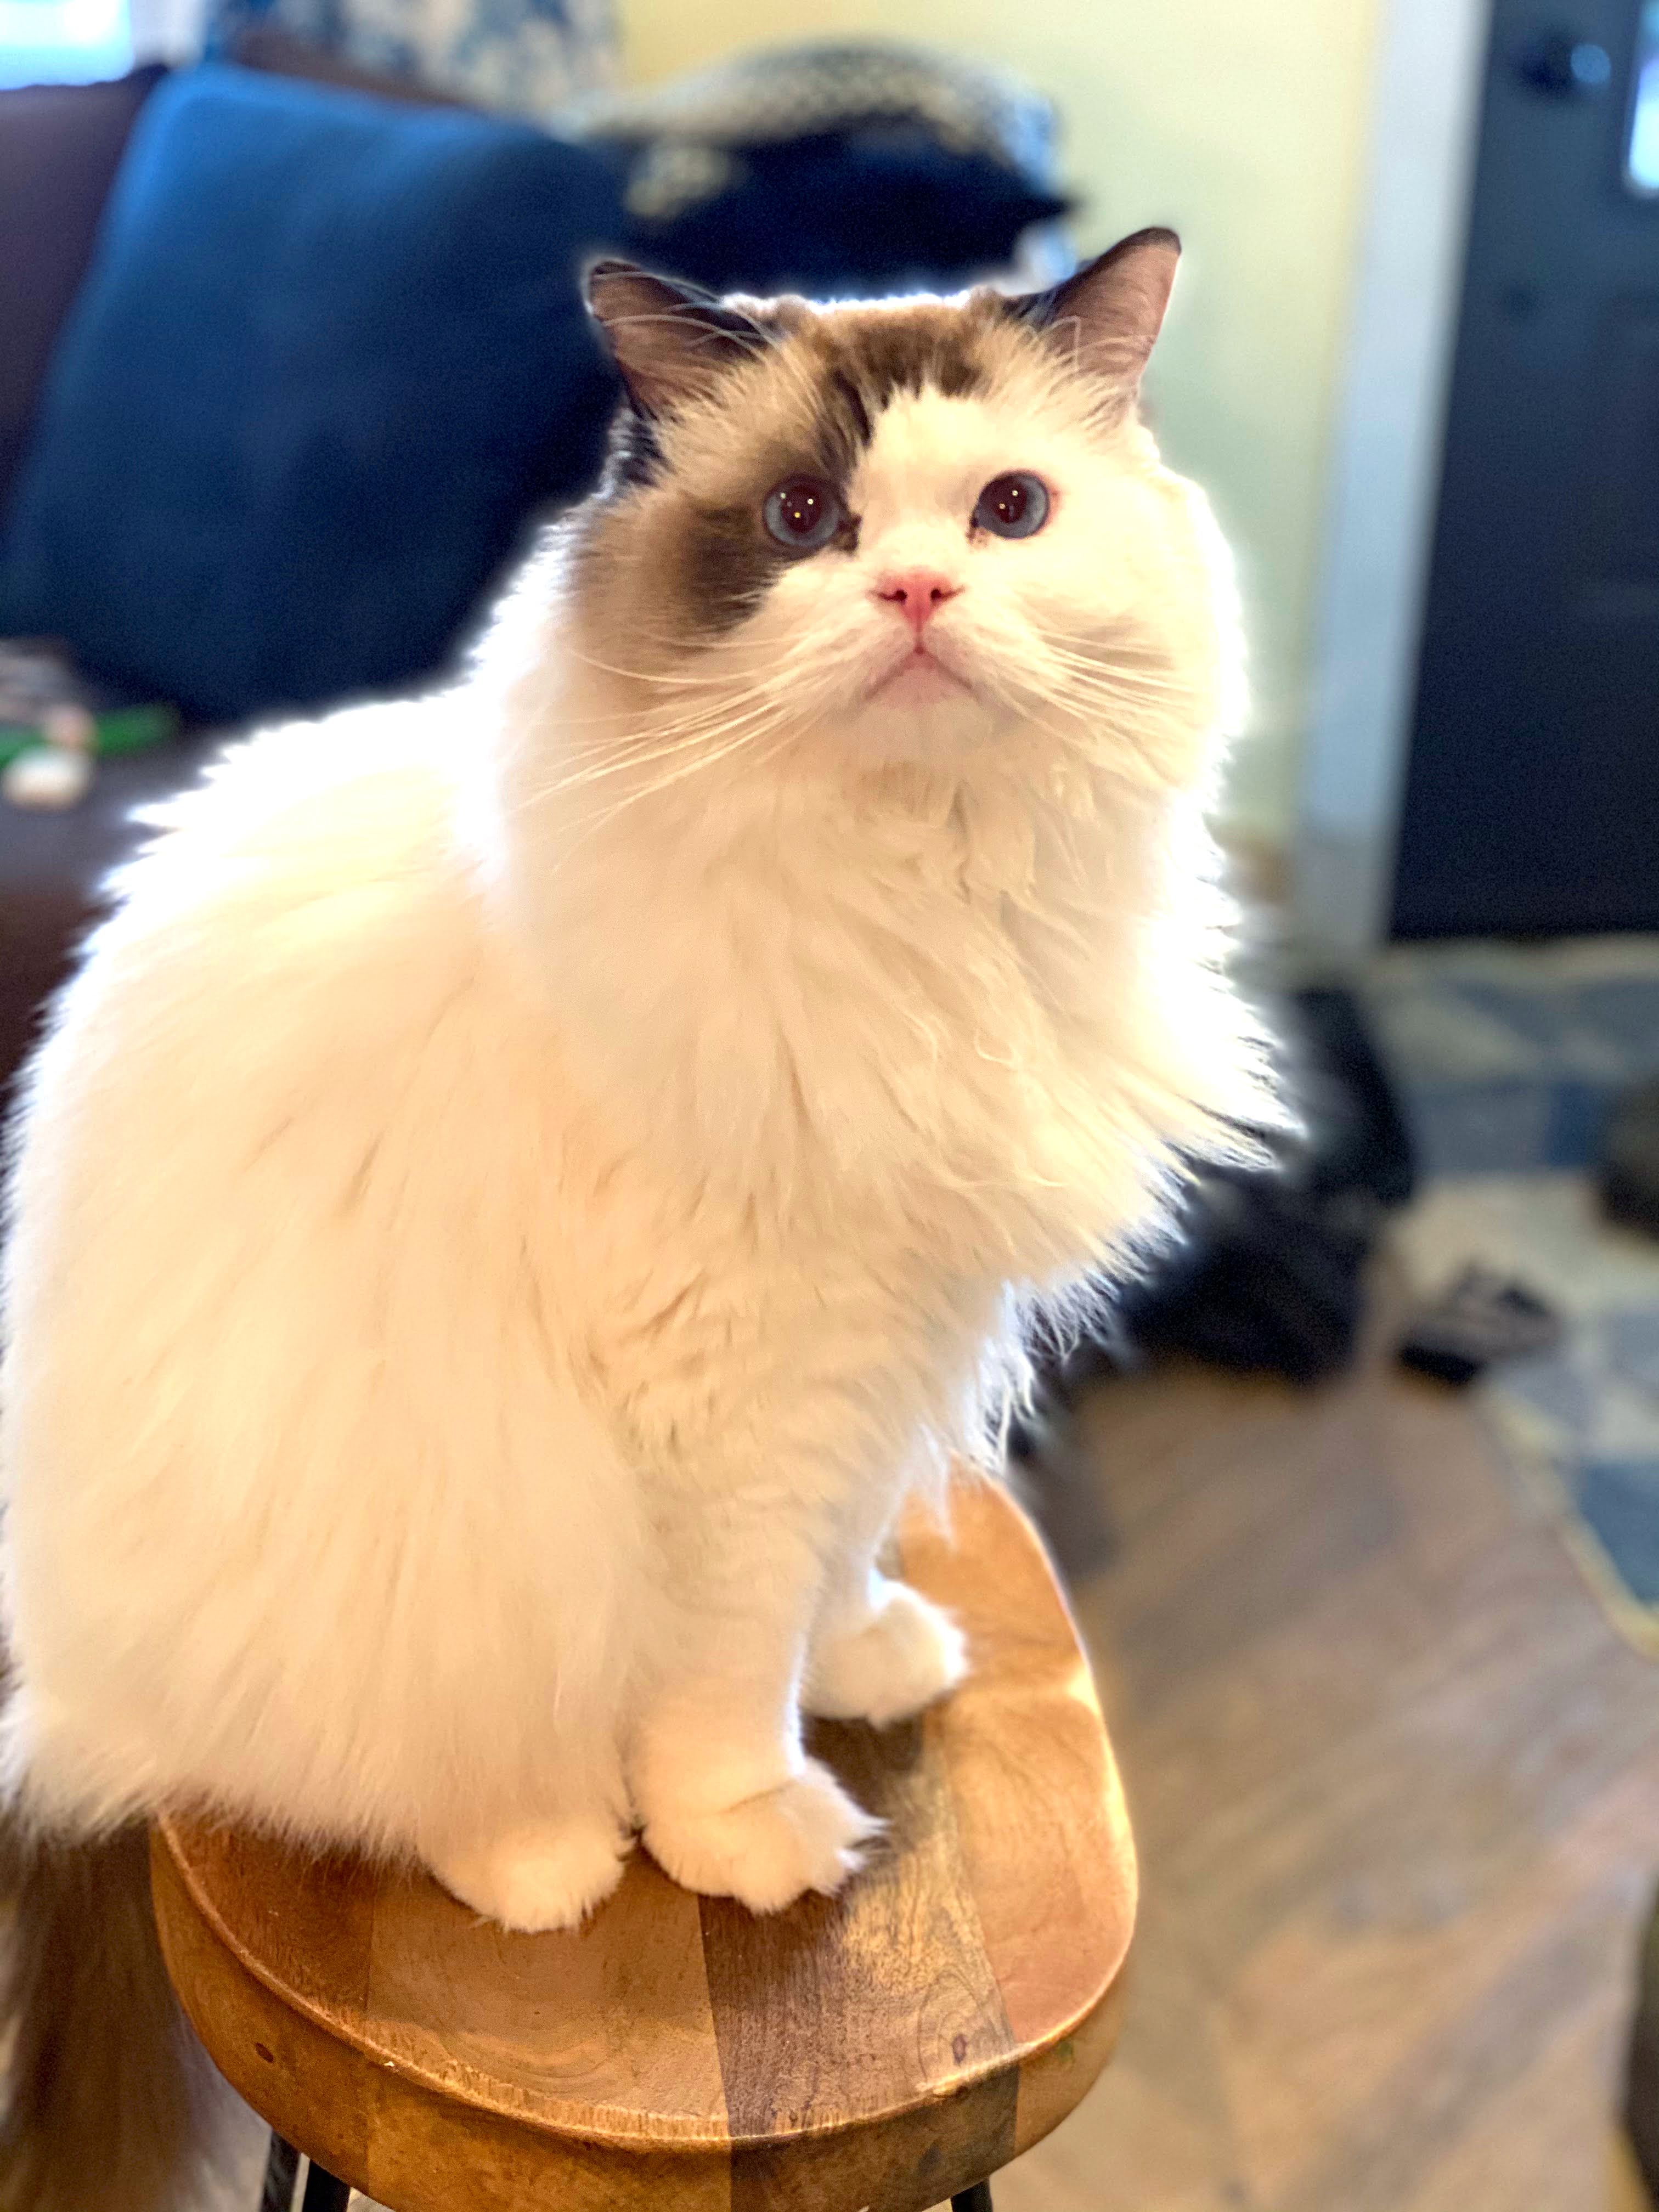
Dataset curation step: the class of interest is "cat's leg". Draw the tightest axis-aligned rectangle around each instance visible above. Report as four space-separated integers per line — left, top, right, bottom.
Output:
420 1734 633 1933
804 1480 967 1728
631 1516 879 1914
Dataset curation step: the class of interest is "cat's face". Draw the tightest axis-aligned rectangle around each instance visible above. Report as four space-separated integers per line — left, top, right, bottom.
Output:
566 234 1234 790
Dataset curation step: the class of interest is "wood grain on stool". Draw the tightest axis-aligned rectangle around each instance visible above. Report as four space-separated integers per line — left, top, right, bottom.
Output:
151 1483 1134 2212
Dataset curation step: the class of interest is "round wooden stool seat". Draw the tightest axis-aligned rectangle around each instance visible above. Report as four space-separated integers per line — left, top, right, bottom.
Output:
151 1485 1136 2212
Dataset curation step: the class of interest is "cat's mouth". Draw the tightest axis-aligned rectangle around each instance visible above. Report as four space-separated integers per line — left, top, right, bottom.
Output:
865 645 974 707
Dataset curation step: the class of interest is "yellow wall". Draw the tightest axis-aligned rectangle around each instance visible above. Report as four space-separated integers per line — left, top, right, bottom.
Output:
619 0 1384 847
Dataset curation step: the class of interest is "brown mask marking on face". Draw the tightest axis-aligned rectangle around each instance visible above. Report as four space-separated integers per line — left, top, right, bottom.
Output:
571 282 1044 657
657 302 1006 641
789 303 997 490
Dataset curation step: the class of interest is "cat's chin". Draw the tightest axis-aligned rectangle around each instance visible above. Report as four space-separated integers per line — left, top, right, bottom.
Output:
845 699 997 765
865 652 973 709
842 672 1002 764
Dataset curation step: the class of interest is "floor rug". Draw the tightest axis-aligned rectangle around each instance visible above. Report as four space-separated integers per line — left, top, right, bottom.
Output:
1362 938 1659 1652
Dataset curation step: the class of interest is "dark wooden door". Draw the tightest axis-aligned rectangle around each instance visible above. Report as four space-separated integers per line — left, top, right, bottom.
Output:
1393 0 1659 936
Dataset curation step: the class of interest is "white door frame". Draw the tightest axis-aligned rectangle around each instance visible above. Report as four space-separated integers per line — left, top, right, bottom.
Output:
1292 0 1494 960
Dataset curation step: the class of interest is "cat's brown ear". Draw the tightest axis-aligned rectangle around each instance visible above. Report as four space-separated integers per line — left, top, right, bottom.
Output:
585 260 771 416
1006 228 1181 391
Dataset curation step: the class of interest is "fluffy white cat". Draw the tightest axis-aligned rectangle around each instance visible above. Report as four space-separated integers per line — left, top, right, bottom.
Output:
0 230 1270 2209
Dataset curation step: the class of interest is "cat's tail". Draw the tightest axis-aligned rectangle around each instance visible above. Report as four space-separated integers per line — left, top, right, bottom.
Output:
0 1817 251 2212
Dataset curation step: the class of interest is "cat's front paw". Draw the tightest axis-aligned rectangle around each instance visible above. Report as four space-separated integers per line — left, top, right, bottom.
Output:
644 1760 879 1913
805 1582 968 1726
427 1814 631 1932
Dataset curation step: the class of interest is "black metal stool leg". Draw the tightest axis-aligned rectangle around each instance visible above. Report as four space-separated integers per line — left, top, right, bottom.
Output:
260 2134 300 2212
266 2127 980 2212
300 2158 353 2212
261 2135 352 2212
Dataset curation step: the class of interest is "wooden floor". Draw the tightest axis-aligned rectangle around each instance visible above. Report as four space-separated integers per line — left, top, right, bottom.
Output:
982 1332 1659 2212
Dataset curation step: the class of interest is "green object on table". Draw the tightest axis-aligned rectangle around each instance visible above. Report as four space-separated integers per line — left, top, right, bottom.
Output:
0 703 178 770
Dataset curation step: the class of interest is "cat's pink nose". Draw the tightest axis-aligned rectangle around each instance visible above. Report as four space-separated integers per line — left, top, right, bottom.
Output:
876 569 962 637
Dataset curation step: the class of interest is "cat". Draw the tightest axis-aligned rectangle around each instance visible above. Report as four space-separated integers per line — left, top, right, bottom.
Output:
0 228 1273 2211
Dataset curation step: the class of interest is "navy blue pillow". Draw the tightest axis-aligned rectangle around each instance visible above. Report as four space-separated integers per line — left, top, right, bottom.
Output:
0 65 624 722
595 126 1071 300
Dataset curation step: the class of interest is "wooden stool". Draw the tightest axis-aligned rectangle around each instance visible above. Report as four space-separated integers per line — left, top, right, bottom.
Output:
151 1485 1135 2212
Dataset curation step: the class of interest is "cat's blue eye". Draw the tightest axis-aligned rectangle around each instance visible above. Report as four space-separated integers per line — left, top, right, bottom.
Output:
973 473 1051 540
763 476 843 553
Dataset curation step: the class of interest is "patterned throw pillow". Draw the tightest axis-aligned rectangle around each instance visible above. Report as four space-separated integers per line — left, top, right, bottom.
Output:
563 41 1061 196
565 42 1073 298
205 0 616 118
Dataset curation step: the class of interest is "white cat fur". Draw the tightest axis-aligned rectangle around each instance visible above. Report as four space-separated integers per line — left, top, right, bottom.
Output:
0 258 1272 1931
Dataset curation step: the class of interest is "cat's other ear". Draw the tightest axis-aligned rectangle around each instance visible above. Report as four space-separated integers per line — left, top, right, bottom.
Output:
1005 228 1181 392
585 260 771 417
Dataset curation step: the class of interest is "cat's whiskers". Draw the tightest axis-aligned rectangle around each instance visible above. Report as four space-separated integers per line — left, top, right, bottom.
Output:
537 704 788 803
548 711 801 849
566 644 751 693
523 670 814 814
1015 629 1207 713
545 619 923 827
1026 629 1198 682
1030 644 1208 718
1043 659 1203 706
977 642 1208 779
546 626 867 787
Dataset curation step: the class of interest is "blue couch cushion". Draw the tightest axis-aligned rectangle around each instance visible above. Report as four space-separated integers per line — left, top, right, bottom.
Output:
0 64 623 722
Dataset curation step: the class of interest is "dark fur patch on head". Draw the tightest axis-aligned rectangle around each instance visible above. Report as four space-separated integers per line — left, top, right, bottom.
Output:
815 313 992 411
797 307 994 487
674 496 785 635
668 303 999 640
603 402 667 494
596 296 807 498
578 291 1009 647
667 418 865 637
599 298 997 503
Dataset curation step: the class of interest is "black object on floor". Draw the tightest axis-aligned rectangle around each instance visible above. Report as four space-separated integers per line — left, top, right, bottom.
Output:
1106 983 1417 1386
1625 1878 1659 2207
1600 1076 1659 1237
1009 983 1419 1559
1395 1265 1562 1387
1288 983 1418 1210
